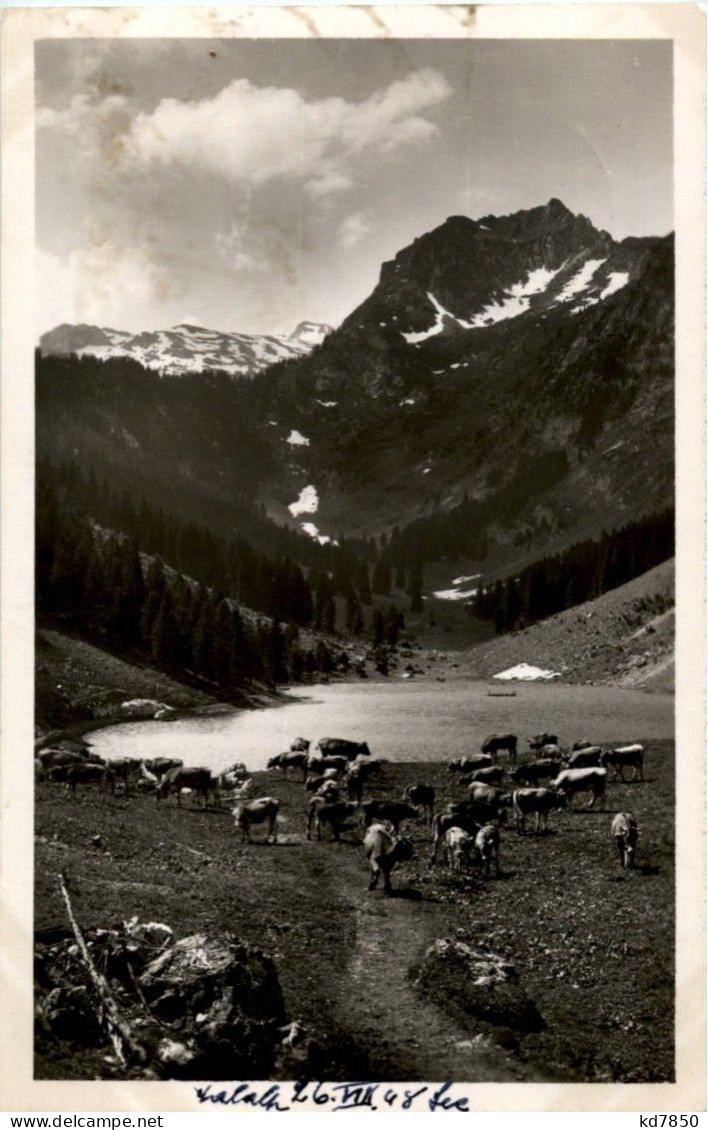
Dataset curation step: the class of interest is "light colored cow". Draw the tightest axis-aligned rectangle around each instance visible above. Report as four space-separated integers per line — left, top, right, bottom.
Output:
601 744 645 782
552 767 607 809
474 823 500 877
611 812 638 868
444 826 475 873
364 821 412 893
512 787 565 833
233 797 279 843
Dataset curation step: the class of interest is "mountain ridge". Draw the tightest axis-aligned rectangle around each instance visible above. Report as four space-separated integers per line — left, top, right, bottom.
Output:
39 319 333 378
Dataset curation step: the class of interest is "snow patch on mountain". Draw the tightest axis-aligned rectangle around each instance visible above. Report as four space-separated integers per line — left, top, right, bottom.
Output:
452 573 482 586
401 292 476 343
494 662 561 681
301 521 336 546
433 585 479 601
469 264 566 327
288 485 319 517
599 271 630 300
556 258 606 303
287 430 310 447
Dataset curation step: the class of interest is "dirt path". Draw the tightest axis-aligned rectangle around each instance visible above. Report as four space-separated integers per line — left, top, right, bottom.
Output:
324 850 530 1082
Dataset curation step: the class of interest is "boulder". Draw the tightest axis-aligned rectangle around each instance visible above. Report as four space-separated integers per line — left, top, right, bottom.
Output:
412 937 544 1033
139 932 287 1078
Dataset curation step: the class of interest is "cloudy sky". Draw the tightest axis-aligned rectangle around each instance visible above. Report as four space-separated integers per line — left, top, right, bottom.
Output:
36 38 672 336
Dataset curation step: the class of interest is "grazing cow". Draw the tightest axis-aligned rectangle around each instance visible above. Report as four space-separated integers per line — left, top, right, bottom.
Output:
552 767 608 809
448 754 493 774
364 822 413 894
290 737 311 752
49 761 113 796
346 759 381 803
464 765 504 787
481 733 518 762
311 738 371 762
444 826 475 873
136 760 159 792
403 784 436 823
529 733 558 752
510 758 563 786
430 803 480 865
601 744 645 782
475 823 501 877
361 801 418 833
307 799 358 841
306 770 339 793
268 751 308 778
611 812 638 868
157 766 213 807
512 788 565 834
38 748 87 775
306 754 349 778
312 780 340 804
144 757 183 779
537 743 564 759
107 757 143 794
566 746 603 769
234 797 279 843
465 782 507 808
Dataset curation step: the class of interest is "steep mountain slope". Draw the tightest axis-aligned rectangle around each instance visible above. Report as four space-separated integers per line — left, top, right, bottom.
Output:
36 200 673 571
255 200 673 551
39 320 332 378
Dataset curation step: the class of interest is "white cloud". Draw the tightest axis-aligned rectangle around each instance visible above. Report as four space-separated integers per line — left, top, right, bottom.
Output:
122 69 450 194
338 211 376 249
36 229 184 332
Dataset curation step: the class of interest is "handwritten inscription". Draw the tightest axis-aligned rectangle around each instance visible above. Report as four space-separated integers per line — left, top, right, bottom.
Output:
194 1080 470 1112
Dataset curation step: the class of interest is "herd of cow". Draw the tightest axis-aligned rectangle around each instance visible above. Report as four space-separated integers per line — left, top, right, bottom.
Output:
36 730 645 892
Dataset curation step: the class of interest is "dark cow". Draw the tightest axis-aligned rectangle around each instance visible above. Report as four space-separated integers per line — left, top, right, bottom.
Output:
601 744 645 782
106 757 143 794
364 822 413 894
510 758 563 786
311 738 371 762
403 784 436 823
512 787 566 834
566 746 603 769
307 799 358 841
144 757 183 778
430 803 480 864
38 748 86 776
611 812 638 868
346 759 381 803
361 801 418 833
306 755 349 779
290 737 311 752
234 797 279 843
48 761 113 796
156 765 213 807
481 733 518 762
448 754 493 774
529 733 558 752
268 751 308 779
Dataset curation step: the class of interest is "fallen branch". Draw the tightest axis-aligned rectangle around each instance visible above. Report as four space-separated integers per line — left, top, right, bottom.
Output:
57 872 146 1066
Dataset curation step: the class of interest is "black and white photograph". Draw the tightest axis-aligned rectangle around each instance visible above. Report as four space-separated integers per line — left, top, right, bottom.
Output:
1 2 705 1113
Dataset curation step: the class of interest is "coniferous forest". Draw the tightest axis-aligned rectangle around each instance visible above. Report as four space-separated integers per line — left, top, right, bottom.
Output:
472 509 674 634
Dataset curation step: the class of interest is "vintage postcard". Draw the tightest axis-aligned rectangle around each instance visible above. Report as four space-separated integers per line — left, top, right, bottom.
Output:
1 2 705 1114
